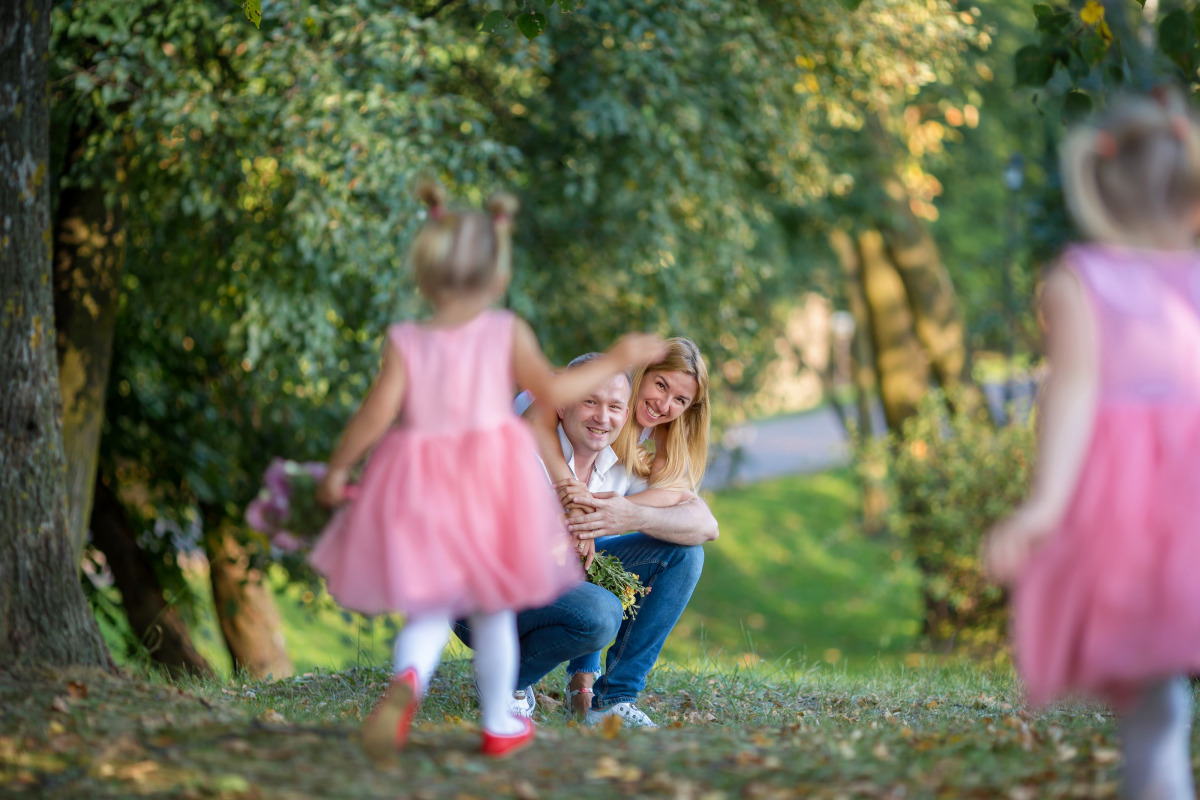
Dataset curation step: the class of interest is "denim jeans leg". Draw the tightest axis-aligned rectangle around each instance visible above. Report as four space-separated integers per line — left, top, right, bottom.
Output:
590 533 704 709
454 582 621 690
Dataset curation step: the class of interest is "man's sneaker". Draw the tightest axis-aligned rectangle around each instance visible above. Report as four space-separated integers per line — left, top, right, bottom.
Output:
509 686 536 719
585 701 658 729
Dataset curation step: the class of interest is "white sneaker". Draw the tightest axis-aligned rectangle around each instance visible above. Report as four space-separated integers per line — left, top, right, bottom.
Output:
585 701 657 728
509 686 536 720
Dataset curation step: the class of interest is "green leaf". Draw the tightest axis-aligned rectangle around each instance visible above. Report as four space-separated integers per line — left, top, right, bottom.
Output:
516 12 547 41
479 10 508 34
242 0 261 29
839 0 866 9
1033 4 1071 34
1062 90 1092 124
1079 30 1108 65
1013 44 1055 87
1159 9 1194 71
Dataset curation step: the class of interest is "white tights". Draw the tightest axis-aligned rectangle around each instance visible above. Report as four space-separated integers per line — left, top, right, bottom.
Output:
392 609 522 736
1120 677 1194 800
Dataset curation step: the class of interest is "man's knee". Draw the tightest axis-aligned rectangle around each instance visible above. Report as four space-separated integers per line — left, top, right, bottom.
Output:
578 590 623 649
672 543 704 584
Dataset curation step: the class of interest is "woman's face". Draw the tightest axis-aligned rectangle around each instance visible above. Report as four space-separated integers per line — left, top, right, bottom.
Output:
634 369 699 430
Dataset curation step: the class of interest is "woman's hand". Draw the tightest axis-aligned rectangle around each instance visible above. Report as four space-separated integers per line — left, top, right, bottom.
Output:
554 478 591 511
317 468 350 508
982 501 1058 585
574 533 596 571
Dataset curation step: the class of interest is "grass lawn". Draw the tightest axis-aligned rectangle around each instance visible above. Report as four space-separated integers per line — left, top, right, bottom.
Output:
153 467 923 677
0 657 1138 798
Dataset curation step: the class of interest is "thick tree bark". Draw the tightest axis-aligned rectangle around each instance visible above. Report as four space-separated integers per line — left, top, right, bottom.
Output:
880 177 969 393
829 229 877 439
856 229 930 432
0 0 114 669
90 476 215 679
203 514 293 680
830 229 889 534
53 153 126 566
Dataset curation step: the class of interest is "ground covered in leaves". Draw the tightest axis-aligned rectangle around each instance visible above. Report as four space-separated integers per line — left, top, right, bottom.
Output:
0 660 1146 798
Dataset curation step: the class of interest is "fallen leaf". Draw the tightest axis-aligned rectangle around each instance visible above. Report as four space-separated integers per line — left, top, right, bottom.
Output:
50 697 70 714
600 713 623 740
66 681 88 700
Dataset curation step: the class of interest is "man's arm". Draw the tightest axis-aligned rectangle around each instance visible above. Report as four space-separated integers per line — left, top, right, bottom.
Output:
561 487 719 547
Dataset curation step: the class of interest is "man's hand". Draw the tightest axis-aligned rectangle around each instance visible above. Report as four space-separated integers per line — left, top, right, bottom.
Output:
566 491 641 541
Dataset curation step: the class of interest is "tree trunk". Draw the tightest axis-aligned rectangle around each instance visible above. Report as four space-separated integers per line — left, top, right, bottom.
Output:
203 515 293 680
880 177 969 394
830 228 889 534
90 476 215 679
53 151 126 566
829 229 877 439
0 0 114 669
856 229 930 432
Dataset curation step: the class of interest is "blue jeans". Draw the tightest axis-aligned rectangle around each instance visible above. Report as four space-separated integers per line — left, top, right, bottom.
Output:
453 581 622 689
580 533 704 710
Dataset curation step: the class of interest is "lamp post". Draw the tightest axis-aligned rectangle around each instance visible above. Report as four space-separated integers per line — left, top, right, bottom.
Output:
1001 153 1025 423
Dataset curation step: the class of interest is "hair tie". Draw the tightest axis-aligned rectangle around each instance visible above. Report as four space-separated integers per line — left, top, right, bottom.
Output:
1094 130 1118 159
429 205 444 220
493 213 510 226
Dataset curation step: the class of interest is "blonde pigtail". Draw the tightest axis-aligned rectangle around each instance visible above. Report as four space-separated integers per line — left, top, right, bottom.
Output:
487 191 520 278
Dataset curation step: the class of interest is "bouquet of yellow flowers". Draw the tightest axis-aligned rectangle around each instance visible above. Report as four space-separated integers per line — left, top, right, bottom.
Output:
585 551 650 619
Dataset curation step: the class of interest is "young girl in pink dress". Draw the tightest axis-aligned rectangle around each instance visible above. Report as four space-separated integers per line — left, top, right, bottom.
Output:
985 92 1200 799
309 180 664 760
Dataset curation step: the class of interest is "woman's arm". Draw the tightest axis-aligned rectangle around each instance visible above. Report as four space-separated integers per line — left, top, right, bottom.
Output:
318 339 407 505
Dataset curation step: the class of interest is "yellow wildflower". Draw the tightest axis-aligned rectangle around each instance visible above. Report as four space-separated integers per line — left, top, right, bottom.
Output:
1080 1 1105 26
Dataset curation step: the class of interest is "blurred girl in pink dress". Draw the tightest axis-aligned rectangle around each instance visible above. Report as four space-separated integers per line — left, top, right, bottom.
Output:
310 179 665 760
985 92 1200 799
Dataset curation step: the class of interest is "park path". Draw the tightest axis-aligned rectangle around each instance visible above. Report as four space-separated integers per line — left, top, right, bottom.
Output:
701 405 864 490
701 380 1034 490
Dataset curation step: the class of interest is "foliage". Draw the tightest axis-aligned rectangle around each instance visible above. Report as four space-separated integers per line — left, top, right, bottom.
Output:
1012 0 1200 263
47 0 993 640
878 391 1036 652
1 660 1132 797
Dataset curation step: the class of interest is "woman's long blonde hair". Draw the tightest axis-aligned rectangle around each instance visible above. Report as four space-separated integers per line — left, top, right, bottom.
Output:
613 337 711 490
1061 90 1200 247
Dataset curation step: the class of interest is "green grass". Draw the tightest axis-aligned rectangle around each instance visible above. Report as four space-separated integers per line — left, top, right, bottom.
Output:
102 467 922 678
1 656 1140 798
670 467 921 667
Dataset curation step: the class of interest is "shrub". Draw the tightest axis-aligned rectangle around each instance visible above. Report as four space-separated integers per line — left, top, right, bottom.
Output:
879 390 1036 653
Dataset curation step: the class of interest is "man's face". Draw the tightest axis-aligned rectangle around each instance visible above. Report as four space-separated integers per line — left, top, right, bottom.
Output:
559 373 631 456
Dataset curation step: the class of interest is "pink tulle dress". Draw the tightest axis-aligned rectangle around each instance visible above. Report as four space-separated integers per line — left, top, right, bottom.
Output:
1014 244 1200 708
308 309 581 617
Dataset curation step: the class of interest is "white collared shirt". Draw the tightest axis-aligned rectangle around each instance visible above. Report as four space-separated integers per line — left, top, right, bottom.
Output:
554 425 647 497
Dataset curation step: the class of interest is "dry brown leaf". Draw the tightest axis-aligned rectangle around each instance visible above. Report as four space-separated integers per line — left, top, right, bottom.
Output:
50 696 70 714
66 681 88 700
600 713 623 740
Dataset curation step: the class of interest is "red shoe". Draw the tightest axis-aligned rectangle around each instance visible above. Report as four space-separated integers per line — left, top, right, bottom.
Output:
362 668 420 762
480 717 535 758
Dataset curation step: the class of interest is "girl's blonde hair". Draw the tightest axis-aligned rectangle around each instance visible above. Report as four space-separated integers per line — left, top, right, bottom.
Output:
1061 90 1200 247
409 179 519 300
613 337 711 490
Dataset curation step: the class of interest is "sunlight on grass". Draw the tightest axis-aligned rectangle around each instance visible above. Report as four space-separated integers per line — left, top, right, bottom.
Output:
106 468 923 678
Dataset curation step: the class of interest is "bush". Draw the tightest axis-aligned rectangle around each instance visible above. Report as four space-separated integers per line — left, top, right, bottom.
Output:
878 390 1036 653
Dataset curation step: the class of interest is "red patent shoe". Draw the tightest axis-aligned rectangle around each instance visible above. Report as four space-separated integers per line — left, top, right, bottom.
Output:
480 716 535 758
362 668 420 762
